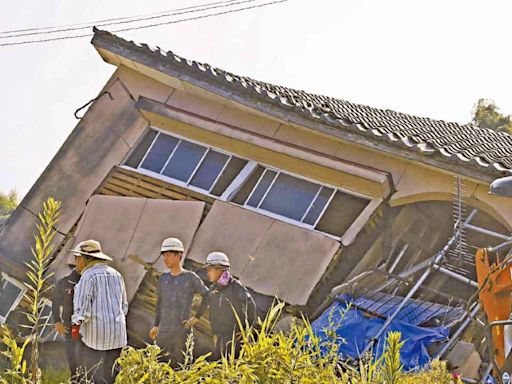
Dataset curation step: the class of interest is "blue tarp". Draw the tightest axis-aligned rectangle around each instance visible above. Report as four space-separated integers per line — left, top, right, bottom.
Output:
312 295 450 371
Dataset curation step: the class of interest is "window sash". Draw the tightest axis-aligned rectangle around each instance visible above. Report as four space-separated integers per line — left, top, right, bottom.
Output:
238 166 368 237
242 168 339 228
133 130 243 195
126 128 373 239
0 273 26 324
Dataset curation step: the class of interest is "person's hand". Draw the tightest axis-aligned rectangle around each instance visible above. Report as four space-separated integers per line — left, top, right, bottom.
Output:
149 326 159 340
184 317 199 329
54 322 68 335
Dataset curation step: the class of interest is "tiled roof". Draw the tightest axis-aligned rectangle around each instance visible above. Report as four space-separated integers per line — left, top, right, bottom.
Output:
92 28 512 173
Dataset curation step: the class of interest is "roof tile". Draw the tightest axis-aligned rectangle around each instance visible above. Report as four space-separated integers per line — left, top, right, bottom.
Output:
93 28 512 173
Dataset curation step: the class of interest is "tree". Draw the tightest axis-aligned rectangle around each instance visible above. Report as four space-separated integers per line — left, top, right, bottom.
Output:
472 99 512 134
0 189 18 217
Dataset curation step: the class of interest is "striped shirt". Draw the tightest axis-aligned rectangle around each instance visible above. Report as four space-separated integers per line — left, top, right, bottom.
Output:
72 263 128 351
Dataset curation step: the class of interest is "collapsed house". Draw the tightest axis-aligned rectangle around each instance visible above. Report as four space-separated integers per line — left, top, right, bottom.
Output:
0 28 511 377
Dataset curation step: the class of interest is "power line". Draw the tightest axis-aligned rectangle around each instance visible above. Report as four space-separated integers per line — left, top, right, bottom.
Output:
0 0 241 35
0 0 251 39
0 0 288 47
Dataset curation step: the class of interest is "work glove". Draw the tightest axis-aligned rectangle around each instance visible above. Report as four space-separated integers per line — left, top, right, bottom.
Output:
71 324 81 341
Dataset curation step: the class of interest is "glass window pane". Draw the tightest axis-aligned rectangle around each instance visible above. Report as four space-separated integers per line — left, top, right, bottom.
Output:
315 191 370 237
189 151 229 191
259 174 319 220
232 166 265 205
162 141 207 182
139 134 179 173
247 170 277 208
0 281 22 319
125 130 158 169
303 187 335 225
210 157 248 197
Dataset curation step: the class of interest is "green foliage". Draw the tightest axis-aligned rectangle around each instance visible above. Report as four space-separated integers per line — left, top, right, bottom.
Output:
25 197 61 383
0 197 61 384
39 370 68 384
0 190 18 218
114 302 459 384
0 327 30 384
472 98 512 134
380 331 404 384
400 360 458 384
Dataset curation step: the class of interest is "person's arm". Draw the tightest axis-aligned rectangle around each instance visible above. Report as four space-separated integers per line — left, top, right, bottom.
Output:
71 274 94 325
237 284 257 328
194 292 209 319
120 274 128 316
52 279 69 335
51 279 64 324
154 276 162 327
193 274 209 318
184 275 210 328
150 276 162 340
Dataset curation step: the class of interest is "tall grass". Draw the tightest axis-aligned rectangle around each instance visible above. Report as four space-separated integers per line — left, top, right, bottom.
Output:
115 302 460 384
1 197 61 384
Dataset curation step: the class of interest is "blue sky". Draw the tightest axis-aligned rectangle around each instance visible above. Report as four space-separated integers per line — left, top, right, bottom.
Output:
1 0 511 198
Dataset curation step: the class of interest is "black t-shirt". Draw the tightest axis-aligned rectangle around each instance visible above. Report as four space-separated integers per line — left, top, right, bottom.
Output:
52 269 81 328
196 278 257 339
155 270 208 332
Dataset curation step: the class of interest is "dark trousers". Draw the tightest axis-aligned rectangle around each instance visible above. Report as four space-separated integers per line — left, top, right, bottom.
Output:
156 329 191 369
64 335 79 378
213 334 241 360
77 341 122 384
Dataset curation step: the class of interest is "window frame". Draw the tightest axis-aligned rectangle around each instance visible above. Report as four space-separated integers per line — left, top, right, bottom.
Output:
123 126 379 241
0 272 27 324
243 168 338 227
39 299 59 342
123 127 251 199
235 164 374 240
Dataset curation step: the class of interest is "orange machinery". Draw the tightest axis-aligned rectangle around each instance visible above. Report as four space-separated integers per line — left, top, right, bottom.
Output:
475 247 512 368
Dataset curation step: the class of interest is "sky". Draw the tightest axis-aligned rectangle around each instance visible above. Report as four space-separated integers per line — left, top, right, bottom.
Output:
1 0 511 198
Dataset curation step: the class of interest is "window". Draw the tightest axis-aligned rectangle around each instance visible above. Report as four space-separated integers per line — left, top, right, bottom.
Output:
125 129 372 239
39 300 59 342
233 166 370 238
0 273 26 323
125 129 248 197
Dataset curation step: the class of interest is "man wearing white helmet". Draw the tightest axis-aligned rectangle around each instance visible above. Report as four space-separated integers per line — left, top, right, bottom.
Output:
185 251 256 359
149 237 208 368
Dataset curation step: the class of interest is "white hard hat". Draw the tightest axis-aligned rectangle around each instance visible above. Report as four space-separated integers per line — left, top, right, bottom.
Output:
205 252 230 268
161 238 185 253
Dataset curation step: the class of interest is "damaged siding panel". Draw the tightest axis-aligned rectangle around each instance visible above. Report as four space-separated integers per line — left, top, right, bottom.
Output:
186 201 340 306
0 81 148 274
51 195 205 302
0 208 66 281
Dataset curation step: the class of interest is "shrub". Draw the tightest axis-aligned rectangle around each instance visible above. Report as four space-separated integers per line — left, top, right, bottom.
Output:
114 303 461 384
